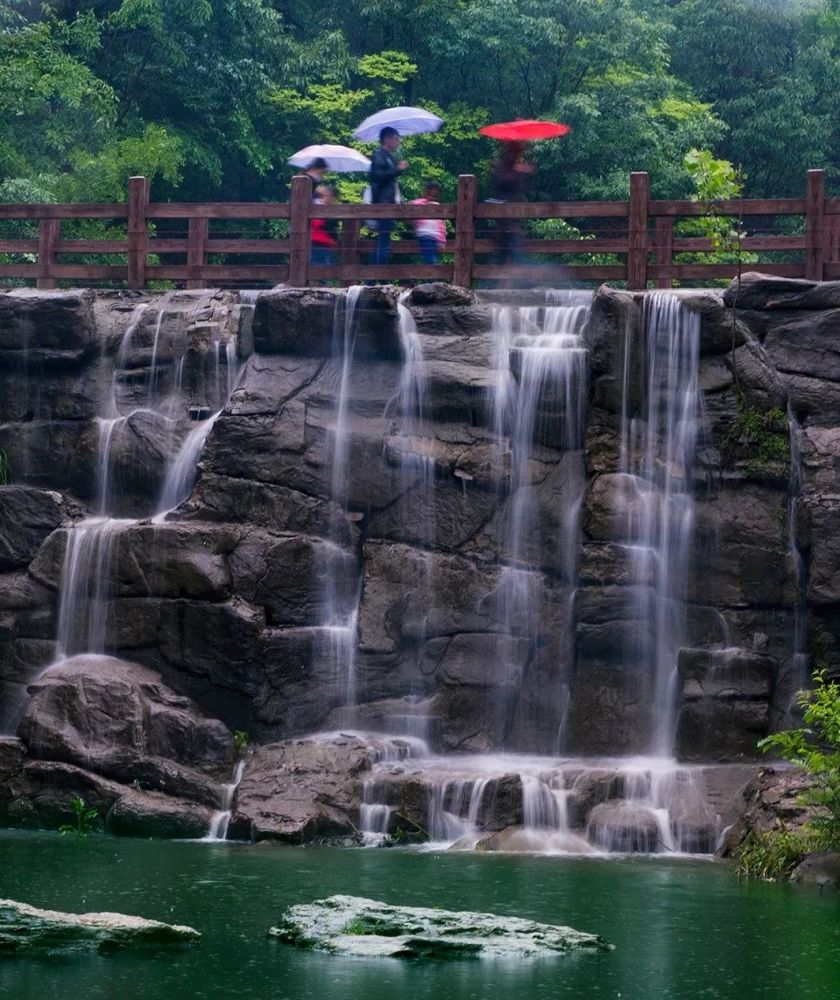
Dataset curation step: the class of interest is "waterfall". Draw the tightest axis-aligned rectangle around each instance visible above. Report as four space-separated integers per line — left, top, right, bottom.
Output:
786 406 810 717
491 294 590 750
617 293 703 755
204 759 246 842
48 299 240 669
320 287 365 710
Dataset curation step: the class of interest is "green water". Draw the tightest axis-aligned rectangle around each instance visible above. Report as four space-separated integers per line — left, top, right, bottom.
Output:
0 832 838 1000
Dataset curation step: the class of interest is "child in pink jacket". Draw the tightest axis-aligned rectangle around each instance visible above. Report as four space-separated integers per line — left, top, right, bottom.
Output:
410 181 446 264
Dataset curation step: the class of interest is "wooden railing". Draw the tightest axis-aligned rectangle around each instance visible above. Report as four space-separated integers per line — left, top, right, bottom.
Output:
1 170 838 290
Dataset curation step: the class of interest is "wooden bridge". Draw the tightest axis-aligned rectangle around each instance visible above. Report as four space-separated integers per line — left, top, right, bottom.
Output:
0 170 837 291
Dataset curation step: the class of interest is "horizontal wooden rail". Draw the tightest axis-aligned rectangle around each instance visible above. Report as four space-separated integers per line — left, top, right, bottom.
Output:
0 169 836 290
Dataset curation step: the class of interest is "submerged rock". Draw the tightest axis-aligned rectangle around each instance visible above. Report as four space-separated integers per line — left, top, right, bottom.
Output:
0 898 199 955
269 894 610 959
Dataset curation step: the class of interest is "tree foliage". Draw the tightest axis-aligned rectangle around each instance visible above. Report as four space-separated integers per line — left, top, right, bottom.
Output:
0 0 836 203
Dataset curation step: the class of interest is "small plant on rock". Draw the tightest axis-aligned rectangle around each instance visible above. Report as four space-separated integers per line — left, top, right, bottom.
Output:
736 670 840 878
0 449 10 485
59 796 101 837
759 669 840 851
233 730 249 758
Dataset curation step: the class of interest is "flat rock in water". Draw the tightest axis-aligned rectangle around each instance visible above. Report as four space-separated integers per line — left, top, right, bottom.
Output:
0 899 200 955
269 894 610 959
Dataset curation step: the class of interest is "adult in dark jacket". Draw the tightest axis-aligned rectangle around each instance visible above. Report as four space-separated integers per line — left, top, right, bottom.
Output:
489 142 535 267
369 126 408 265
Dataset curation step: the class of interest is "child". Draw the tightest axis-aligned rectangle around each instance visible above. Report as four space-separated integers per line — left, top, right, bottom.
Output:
410 181 446 265
310 183 340 266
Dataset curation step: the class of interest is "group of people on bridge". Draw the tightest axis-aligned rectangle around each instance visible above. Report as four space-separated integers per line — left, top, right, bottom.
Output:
298 126 535 268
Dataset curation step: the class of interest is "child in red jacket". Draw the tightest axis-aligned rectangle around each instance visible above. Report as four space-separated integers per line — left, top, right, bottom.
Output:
311 184 339 265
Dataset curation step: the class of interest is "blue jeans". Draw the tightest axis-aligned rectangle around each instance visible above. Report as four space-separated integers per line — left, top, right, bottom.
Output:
417 235 439 265
375 218 395 264
311 247 337 265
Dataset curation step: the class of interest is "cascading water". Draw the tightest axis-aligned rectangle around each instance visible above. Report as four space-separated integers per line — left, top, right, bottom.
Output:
319 287 365 712
204 759 246 842
617 292 703 755
491 294 590 749
45 298 241 670
787 407 810 699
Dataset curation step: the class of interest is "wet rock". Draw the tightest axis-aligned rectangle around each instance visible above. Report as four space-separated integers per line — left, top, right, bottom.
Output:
252 286 400 359
0 737 26 823
0 290 97 368
407 284 478 307
723 273 840 311
269 894 610 958
675 647 775 761
0 898 199 954
107 789 213 839
18 656 233 799
228 734 375 842
717 766 815 858
473 826 596 854
0 488 64 571
789 852 840 890
586 800 662 853
564 664 654 755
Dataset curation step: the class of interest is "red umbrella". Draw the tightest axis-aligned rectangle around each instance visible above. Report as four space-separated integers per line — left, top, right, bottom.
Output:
479 120 571 141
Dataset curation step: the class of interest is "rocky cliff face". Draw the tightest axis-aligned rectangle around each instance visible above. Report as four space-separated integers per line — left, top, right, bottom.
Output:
1 275 840 840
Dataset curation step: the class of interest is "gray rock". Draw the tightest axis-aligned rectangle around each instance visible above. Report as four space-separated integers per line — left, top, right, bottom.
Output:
723 273 840 311
228 734 374 842
252 286 400 359
269 894 610 958
18 656 233 800
586 800 662 852
717 766 815 858
789 852 840 890
0 290 97 368
0 488 63 570
107 789 213 839
0 898 199 954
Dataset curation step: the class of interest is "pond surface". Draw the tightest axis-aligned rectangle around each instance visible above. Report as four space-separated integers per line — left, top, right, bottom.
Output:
0 831 838 999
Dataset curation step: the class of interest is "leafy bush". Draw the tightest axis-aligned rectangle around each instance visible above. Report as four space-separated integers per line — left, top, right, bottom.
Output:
734 670 840 879
735 826 813 881
759 670 840 851
59 796 100 837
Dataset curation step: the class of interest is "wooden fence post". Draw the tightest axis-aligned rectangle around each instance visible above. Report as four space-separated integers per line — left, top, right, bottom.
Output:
288 174 311 287
805 169 826 282
453 174 477 287
36 217 59 290
654 216 673 289
186 217 208 289
627 171 650 290
127 175 149 290
340 218 360 287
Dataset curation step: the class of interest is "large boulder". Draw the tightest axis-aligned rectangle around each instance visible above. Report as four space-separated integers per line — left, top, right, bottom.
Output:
252 286 400 359
18 656 233 801
675 647 776 761
270 894 610 959
717 766 815 858
0 488 64 571
228 734 375 842
0 290 97 368
0 899 199 954
723 273 840 311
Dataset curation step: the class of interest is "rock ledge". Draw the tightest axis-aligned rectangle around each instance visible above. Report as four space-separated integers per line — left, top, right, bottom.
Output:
0 898 200 954
269 894 610 959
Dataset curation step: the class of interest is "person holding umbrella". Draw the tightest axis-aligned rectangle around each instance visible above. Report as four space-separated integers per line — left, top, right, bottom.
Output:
353 107 443 267
368 127 408 265
480 120 572 270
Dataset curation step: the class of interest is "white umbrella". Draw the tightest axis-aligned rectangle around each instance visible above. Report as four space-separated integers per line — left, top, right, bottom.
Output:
287 144 371 173
352 106 444 141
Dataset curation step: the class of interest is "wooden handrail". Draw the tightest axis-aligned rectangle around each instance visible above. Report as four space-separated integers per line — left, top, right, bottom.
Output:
0 170 836 290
